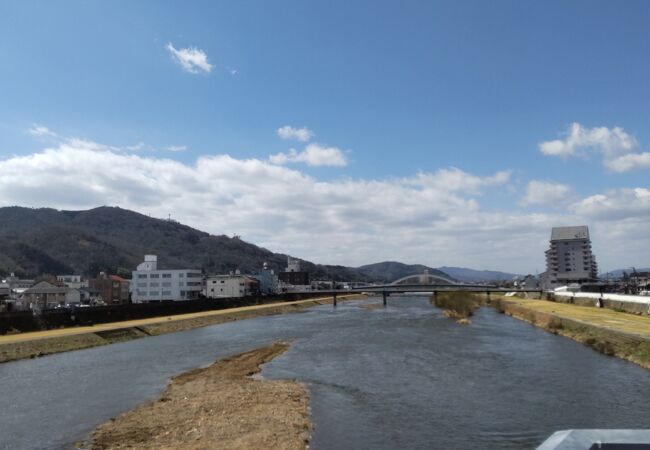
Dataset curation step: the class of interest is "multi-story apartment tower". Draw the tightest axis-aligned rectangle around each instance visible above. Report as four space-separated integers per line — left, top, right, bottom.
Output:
544 226 598 287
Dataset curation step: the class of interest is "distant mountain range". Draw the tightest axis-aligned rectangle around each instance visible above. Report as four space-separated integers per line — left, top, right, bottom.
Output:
437 266 521 283
355 261 455 283
0 206 521 284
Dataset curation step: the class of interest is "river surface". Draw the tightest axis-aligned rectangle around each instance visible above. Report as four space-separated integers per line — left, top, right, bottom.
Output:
2 296 650 449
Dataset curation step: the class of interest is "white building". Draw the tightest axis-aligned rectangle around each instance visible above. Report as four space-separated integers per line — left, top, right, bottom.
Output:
204 274 259 298
544 226 598 289
286 257 301 272
131 255 203 303
56 275 87 290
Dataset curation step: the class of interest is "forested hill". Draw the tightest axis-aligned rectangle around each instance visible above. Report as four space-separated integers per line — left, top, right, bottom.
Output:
0 206 367 281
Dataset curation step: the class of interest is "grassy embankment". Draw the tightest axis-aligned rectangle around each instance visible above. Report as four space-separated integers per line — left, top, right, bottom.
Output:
490 295 650 370
430 291 650 369
0 295 365 364
86 342 311 450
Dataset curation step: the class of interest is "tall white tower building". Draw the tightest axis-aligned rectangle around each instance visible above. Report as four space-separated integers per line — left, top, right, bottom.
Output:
544 226 598 287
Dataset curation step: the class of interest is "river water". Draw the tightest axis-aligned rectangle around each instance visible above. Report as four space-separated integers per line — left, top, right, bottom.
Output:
1 296 650 449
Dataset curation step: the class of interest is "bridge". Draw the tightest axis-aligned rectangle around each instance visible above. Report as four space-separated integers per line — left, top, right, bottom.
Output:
298 281 543 307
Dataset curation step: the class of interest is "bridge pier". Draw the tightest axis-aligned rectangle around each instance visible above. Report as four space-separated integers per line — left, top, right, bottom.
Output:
486 291 491 302
382 291 388 307
333 292 337 307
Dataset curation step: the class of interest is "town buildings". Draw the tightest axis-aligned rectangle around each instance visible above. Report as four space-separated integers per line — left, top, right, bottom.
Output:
88 272 131 305
278 257 310 290
544 226 598 289
19 281 82 310
130 255 202 303
56 275 87 290
203 273 260 298
253 262 279 295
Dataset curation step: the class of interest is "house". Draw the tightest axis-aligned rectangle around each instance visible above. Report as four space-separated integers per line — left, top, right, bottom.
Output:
131 255 202 303
204 273 260 298
88 272 130 305
19 281 81 309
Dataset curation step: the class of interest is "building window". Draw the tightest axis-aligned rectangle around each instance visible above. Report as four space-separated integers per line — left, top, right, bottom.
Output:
162 282 172 287
179 273 185 278
138 274 148 279
162 273 172 278
150 274 160 279
162 290 172 296
150 282 159 287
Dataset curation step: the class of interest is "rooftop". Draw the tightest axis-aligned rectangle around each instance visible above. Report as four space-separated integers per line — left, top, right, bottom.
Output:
550 226 590 241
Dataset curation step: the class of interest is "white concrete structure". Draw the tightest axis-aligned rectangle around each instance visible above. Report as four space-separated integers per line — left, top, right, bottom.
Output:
56 275 87 290
286 256 301 272
204 274 259 298
544 226 598 288
131 255 202 302
554 291 650 306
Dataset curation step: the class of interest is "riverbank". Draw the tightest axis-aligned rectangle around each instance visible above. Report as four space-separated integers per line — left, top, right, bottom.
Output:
491 295 650 369
87 342 310 450
0 294 364 364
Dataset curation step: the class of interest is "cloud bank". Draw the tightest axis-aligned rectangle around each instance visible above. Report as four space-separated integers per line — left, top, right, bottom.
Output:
1 132 648 272
539 122 650 173
269 143 347 167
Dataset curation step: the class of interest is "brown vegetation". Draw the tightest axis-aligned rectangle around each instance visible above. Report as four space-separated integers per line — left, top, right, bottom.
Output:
88 342 310 450
431 291 481 322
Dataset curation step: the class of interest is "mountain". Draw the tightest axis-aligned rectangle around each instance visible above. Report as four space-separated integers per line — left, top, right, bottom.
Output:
356 261 455 284
437 266 521 283
0 206 370 281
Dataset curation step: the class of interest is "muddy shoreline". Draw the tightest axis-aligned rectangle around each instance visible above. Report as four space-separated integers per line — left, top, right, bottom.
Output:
87 342 310 450
0 295 365 364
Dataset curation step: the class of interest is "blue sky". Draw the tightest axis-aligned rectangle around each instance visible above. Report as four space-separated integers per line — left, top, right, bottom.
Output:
0 1 649 272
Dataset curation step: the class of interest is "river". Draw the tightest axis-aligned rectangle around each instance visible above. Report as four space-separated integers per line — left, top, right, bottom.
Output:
1 296 650 449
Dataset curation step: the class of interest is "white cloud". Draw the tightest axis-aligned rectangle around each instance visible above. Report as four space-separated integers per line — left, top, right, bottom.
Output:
410 168 511 195
539 122 637 158
604 152 650 173
539 122 650 173
166 43 213 74
165 145 188 152
270 143 347 167
521 180 572 206
276 126 313 142
27 124 57 138
2 135 648 272
571 188 650 220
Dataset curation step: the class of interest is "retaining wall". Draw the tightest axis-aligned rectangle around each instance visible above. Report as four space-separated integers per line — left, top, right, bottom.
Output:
0 292 328 334
551 291 650 315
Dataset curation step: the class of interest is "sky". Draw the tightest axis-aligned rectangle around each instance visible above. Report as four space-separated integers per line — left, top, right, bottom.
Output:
0 0 649 273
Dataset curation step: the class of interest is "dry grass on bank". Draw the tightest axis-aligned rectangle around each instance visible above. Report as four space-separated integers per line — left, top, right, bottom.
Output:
431 291 482 324
88 342 311 450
